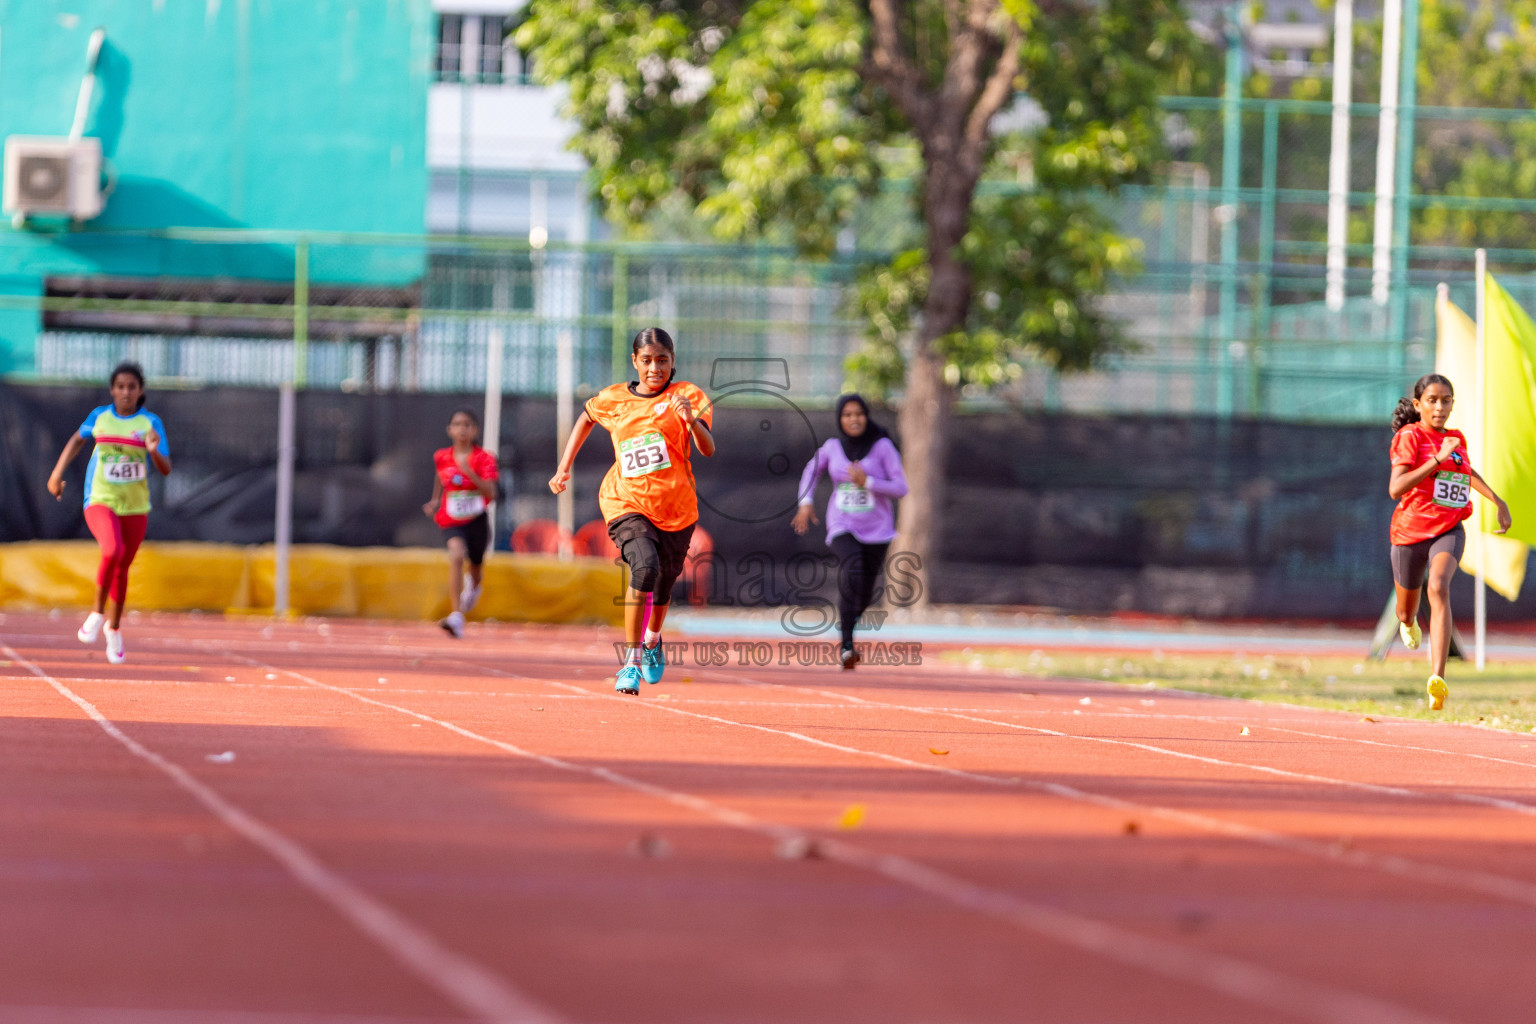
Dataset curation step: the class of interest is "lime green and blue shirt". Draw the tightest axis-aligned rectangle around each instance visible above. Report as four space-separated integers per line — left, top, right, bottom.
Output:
79 405 169 516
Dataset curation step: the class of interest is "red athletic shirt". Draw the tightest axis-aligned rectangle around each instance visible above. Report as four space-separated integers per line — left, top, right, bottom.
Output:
1389 423 1474 546
433 446 497 527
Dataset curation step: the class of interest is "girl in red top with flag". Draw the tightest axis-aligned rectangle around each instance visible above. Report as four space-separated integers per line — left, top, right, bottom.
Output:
548 327 714 694
423 408 498 638
1389 373 1512 709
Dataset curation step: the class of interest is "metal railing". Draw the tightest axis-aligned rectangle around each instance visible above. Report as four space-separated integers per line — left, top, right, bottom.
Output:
8 98 1536 421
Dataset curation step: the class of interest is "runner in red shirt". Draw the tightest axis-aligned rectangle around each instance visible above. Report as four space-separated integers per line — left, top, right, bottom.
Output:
1388 374 1511 709
423 409 498 638
549 327 715 694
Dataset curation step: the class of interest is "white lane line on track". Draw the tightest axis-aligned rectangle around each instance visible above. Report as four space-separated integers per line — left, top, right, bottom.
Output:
0 643 565 1024
931 664 1536 769
33 623 1536 779
423 657 1536 912
0 1008 463 1024
228 651 1454 1024
740 675 1536 820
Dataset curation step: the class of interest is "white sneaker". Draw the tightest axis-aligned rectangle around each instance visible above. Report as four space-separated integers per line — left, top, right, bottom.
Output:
78 612 104 644
104 627 125 664
460 581 482 614
440 610 465 639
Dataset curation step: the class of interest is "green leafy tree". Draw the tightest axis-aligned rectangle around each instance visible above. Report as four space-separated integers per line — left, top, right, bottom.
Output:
517 0 1205 582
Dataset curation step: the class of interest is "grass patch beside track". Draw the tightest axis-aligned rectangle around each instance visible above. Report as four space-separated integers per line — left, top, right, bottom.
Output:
951 648 1536 734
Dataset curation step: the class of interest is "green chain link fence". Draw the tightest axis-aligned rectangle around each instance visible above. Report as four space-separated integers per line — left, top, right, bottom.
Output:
10 98 1536 421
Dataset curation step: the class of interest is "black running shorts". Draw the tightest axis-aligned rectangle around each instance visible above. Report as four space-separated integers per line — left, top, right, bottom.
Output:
441 513 490 566
1390 524 1465 590
607 512 695 602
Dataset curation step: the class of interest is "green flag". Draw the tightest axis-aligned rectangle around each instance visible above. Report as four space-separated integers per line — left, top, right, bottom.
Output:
1481 275 1536 549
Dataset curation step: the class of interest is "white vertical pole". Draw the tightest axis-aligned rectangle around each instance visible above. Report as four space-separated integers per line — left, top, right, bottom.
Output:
1475 248 1487 670
1371 0 1404 307
69 28 106 142
555 328 575 559
1325 0 1354 311
483 325 504 559
274 381 295 617
1189 165 1210 325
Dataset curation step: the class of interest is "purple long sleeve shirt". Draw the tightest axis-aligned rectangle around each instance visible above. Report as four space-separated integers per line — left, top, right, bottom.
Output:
797 436 908 545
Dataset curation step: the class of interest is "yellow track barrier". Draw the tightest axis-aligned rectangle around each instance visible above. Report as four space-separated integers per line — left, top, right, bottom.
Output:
0 542 624 625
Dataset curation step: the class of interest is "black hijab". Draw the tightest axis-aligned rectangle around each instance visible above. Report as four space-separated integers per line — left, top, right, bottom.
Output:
835 394 892 462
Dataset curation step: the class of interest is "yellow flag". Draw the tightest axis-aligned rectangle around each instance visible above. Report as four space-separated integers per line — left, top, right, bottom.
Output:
1435 288 1529 600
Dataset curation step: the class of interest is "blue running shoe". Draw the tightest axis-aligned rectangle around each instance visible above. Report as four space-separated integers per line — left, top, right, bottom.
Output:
641 642 665 684
615 665 643 695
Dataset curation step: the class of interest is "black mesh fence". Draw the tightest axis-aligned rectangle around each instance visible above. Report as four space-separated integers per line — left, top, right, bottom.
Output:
7 381 1535 620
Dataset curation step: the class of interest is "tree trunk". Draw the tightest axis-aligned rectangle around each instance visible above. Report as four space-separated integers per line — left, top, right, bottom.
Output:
895 348 948 609
867 0 1019 609
894 153 976 608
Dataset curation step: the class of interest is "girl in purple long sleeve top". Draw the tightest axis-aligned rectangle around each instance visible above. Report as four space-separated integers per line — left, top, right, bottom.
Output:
792 395 908 668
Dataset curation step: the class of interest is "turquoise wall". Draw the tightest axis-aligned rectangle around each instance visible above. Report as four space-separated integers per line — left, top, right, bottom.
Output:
0 0 432 372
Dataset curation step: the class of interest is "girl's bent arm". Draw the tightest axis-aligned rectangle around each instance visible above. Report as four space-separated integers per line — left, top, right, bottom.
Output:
861 440 909 499
1470 469 1514 533
1388 460 1444 500
549 412 596 493
46 434 87 499
796 445 829 506
690 420 715 457
457 459 497 500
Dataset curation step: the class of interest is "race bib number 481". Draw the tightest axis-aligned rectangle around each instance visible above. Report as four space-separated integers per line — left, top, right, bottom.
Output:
1433 471 1471 509
619 431 672 478
102 455 146 483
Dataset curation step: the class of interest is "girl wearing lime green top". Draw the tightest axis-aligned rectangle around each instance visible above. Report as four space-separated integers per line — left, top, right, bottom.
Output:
46 362 172 664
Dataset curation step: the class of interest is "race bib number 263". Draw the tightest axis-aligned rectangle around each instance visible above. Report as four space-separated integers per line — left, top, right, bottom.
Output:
619 431 672 478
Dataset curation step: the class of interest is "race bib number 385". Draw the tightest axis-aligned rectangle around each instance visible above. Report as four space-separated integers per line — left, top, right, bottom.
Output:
102 455 146 483
1433 471 1471 509
619 431 672 478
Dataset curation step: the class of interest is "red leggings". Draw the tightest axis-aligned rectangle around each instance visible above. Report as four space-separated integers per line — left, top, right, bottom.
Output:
84 506 147 605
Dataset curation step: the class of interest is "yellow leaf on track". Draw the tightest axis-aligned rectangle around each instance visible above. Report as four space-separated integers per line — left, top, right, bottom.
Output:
929 747 950 755
837 804 867 830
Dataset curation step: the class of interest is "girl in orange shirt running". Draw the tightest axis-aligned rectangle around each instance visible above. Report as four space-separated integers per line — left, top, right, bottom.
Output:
549 328 714 694
1388 373 1511 709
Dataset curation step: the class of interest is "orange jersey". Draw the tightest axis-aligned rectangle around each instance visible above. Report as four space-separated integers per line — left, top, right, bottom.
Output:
1389 423 1474 545
585 380 712 531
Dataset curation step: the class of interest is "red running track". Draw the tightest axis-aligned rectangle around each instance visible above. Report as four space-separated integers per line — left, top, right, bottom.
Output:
4 610 1536 1023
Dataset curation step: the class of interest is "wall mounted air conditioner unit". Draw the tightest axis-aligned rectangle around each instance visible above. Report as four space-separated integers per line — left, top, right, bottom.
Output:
3 135 104 226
